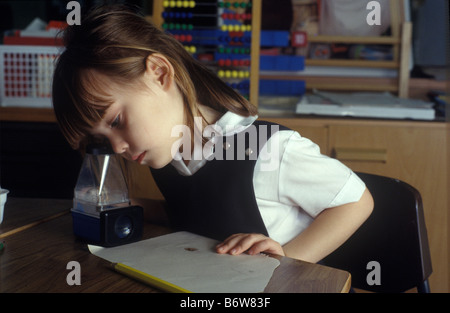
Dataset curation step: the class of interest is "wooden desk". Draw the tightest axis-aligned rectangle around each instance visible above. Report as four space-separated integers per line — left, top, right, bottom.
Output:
0 198 351 293
0 197 71 238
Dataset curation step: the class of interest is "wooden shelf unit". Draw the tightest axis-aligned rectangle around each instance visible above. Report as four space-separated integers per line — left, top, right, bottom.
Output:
0 107 56 123
259 0 412 100
307 35 400 45
151 0 411 105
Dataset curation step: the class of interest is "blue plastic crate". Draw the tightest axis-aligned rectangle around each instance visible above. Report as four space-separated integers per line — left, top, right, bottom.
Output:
259 80 306 96
260 31 290 47
260 55 305 71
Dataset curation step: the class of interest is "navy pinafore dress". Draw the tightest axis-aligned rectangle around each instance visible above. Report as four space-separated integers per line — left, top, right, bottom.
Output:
150 120 287 241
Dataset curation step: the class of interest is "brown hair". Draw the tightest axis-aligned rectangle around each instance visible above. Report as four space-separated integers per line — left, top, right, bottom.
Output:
52 4 257 149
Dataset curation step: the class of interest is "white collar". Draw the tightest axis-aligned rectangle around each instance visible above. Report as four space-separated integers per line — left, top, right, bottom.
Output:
170 112 258 176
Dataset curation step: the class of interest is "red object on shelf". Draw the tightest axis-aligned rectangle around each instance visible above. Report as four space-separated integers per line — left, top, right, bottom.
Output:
291 31 308 48
4 30 64 46
46 20 67 31
4 21 66 46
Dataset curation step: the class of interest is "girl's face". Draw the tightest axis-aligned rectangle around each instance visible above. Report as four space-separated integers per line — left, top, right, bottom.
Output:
90 62 185 169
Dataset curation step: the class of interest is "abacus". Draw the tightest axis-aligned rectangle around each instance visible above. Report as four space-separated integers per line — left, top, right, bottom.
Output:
154 0 261 103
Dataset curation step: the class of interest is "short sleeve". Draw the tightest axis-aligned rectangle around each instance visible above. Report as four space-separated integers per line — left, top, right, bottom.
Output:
278 131 366 218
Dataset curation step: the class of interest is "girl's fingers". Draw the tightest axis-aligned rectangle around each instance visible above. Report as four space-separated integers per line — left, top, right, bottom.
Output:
216 233 281 256
247 238 284 256
216 233 248 254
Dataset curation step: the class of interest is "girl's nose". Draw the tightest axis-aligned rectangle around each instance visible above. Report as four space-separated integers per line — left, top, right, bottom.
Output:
109 136 128 154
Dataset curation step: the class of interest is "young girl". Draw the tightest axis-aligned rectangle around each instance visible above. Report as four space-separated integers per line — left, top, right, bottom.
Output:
53 5 373 263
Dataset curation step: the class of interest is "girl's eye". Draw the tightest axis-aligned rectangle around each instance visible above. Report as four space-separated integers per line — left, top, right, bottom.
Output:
110 115 120 128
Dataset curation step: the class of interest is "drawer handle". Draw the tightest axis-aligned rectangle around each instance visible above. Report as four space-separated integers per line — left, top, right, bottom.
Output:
334 148 387 163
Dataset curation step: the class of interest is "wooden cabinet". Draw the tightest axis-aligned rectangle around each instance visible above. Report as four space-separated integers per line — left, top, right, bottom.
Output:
266 117 448 293
329 123 448 294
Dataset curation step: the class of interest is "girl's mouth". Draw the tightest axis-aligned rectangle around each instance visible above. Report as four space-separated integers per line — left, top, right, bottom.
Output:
132 152 146 164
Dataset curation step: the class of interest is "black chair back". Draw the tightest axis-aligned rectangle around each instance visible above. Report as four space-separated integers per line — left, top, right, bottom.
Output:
322 172 432 293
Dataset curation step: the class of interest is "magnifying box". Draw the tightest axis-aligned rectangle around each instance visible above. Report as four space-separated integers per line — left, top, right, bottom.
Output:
71 142 143 247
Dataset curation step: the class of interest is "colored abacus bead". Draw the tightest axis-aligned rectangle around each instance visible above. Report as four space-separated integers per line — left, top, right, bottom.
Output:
218 1 251 9
218 2 231 8
184 45 196 53
164 0 195 7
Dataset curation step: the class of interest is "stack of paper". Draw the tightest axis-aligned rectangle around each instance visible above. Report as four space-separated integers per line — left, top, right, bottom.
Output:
296 91 435 120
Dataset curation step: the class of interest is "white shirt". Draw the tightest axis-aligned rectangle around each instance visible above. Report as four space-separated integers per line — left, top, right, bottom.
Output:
171 112 366 245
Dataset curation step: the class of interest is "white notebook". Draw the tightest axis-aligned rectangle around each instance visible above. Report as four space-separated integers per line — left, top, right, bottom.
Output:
89 231 280 293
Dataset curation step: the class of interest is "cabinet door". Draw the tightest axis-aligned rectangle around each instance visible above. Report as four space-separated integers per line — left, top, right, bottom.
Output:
329 124 448 292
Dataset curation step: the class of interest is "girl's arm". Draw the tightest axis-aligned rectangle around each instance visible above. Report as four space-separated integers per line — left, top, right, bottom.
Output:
216 188 374 263
283 187 373 262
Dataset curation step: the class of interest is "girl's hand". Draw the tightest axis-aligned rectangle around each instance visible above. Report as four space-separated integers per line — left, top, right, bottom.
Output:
216 233 285 257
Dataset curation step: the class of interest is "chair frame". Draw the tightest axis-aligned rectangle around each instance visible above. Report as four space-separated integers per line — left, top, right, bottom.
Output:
322 172 432 293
